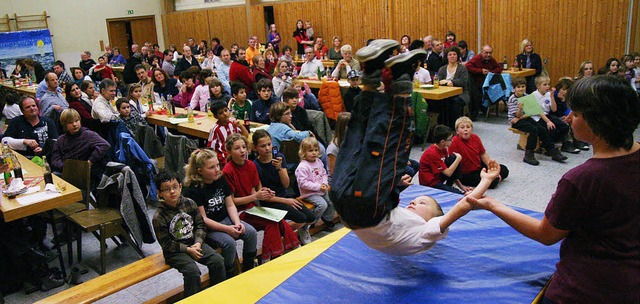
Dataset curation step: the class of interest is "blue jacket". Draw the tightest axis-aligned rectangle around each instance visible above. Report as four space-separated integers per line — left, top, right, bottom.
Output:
266 122 310 149
482 72 513 107
117 132 157 201
250 98 275 124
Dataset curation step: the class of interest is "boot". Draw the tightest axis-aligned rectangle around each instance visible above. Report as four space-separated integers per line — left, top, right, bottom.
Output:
523 150 539 166
242 252 256 272
183 276 201 297
550 148 567 163
66 267 83 285
561 141 580 154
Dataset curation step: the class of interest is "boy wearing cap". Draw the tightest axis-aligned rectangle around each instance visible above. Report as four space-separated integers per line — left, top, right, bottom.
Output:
342 70 362 112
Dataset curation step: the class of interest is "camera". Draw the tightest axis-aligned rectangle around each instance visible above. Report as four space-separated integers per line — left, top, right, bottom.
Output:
284 72 292 77
272 146 279 157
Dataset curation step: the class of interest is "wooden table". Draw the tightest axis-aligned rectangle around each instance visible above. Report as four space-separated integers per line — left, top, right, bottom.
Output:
293 59 335 68
503 68 536 78
146 108 262 140
297 78 352 89
0 80 37 96
1 153 82 222
414 86 463 100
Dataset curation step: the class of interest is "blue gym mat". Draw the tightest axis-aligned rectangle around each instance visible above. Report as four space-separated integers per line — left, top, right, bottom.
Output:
259 185 559 303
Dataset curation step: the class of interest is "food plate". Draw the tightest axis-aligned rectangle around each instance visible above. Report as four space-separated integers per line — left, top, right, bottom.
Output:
3 186 28 197
420 84 434 90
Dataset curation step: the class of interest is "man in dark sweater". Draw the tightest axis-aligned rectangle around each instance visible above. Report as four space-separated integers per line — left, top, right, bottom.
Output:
4 96 58 158
465 44 503 120
174 45 200 76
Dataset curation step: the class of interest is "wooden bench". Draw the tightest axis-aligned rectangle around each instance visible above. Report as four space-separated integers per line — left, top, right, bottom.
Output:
36 253 171 304
508 127 539 151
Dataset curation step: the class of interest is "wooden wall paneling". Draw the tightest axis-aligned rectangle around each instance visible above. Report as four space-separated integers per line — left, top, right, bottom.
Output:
165 12 189 49
632 0 640 52
483 0 630 83
188 10 211 47
388 0 478 53
207 6 248 49
249 5 267 44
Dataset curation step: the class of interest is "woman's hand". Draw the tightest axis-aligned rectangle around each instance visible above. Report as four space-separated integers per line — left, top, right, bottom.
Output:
285 198 304 210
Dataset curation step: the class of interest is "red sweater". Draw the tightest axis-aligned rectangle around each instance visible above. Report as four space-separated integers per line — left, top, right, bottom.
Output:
465 54 502 86
229 61 254 92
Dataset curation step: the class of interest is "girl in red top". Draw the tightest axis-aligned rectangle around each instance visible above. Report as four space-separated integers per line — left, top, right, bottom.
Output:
222 134 299 263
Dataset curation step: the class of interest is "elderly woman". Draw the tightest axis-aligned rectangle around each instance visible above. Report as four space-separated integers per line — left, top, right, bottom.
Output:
272 60 294 100
468 75 640 304
109 47 127 65
91 79 119 122
252 55 272 83
515 39 543 93
152 67 179 98
436 46 470 129
51 108 111 182
330 44 360 79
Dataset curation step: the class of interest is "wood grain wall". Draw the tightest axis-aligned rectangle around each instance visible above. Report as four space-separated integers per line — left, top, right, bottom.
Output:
483 0 632 81
164 0 638 83
271 0 388 52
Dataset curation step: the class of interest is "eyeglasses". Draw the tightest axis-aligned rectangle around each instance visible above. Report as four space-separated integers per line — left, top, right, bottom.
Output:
160 185 180 193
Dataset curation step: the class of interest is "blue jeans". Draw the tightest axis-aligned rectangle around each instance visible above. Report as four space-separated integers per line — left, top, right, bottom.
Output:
302 192 336 224
204 217 257 273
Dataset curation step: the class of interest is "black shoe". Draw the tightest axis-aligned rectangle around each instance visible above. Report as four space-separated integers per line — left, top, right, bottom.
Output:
40 274 65 292
29 246 58 263
523 150 540 166
550 149 567 162
561 143 580 154
575 141 590 151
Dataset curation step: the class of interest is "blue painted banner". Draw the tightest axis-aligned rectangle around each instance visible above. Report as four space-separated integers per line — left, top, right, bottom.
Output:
0 29 55 74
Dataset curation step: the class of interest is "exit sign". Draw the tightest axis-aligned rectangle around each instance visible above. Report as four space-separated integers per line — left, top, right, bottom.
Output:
126 10 134 15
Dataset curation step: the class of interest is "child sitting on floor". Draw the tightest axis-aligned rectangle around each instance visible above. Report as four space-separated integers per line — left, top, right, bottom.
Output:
533 75 577 156
507 76 566 165
116 98 148 137
183 149 258 278
207 101 248 167
295 137 336 244
419 125 464 194
222 133 300 263
449 116 509 189
152 170 226 297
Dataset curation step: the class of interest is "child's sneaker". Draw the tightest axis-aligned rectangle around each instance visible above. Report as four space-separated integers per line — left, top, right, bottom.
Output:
297 226 312 245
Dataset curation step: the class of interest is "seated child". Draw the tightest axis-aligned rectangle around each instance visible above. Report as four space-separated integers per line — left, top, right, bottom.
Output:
183 149 258 277
127 83 146 117
449 117 509 189
116 98 148 137
222 134 299 263
327 112 351 178
207 101 249 167
332 40 500 255
209 78 231 105
295 137 336 244
283 87 313 133
342 70 362 113
507 76 566 165
251 130 315 243
228 82 251 120
292 79 321 111
250 79 275 124
152 170 226 297
418 125 464 194
550 78 589 151
533 75 576 155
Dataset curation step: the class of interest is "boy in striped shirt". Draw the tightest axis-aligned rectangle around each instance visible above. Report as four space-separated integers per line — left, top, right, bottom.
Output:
207 101 249 167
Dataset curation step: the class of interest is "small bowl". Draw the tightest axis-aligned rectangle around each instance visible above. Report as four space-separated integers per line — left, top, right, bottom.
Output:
420 84 434 90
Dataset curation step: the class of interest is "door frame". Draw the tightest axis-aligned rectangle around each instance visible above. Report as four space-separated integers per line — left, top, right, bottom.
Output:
106 15 158 57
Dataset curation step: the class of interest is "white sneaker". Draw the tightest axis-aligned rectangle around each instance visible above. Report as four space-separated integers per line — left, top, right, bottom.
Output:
297 227 312 245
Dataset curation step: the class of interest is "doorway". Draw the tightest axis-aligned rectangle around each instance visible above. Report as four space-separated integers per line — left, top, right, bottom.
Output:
107 16 158 58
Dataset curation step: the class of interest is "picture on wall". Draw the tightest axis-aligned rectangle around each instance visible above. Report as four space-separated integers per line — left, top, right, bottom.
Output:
0 29 55 76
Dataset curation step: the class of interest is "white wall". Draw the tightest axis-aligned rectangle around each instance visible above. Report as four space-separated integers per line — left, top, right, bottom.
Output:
175 0 243 11
0 0 164 73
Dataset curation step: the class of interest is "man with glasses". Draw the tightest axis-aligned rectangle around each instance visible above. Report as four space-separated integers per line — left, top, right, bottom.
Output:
465 44 502 120
299 47 325 78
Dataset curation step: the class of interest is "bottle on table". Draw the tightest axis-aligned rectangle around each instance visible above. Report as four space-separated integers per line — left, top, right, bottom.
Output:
317 67 322 81
147 94 154 111
502 56 508 70
244 110 250 129
187 107 194 123
8 149 22 180
1 143 12 186
116 89 122 99
42 156 53 185
167 94 175 115
433 73 440 89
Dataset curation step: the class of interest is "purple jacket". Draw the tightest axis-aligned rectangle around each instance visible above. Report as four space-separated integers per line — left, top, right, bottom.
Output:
51 127 111 172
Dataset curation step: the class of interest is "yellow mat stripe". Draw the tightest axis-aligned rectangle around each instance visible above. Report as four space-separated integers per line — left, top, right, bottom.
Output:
180 228 351 303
